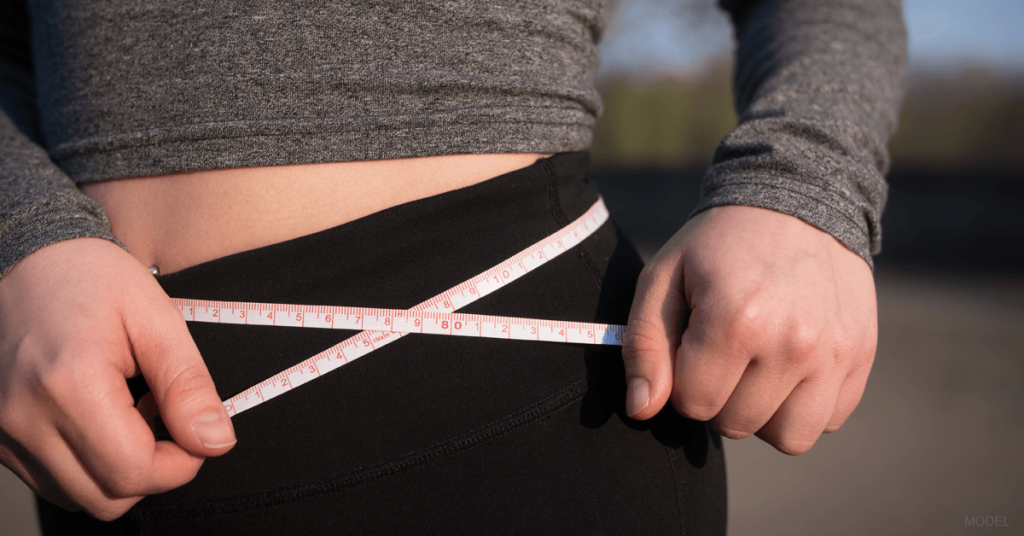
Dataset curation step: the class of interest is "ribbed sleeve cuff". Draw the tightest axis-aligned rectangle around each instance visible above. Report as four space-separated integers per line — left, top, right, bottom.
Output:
689 176 876 270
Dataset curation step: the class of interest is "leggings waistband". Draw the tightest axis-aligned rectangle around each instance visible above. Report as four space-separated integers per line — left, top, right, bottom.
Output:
155 150 603 310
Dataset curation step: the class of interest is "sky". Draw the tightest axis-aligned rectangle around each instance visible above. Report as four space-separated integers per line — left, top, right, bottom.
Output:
597 0 1024 78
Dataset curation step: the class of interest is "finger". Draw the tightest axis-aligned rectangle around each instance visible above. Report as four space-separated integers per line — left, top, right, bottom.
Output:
5 403 144 519
669 303 756 422
708 357 802 439
755 374 843 456
2 430 92 514
22 425 144 521
622 259 686 420
0 437 53 505
0 444 82 514
824 358 872 433
52 351 205 495
122 291 236 456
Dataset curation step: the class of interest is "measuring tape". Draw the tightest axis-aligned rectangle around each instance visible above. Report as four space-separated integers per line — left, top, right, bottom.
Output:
171 197 624 417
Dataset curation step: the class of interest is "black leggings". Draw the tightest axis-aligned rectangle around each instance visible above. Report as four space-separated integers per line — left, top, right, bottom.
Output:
39 151 726 535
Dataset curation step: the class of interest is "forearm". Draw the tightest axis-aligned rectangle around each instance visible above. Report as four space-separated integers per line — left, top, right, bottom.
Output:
693 0 909 267
0 0 126 279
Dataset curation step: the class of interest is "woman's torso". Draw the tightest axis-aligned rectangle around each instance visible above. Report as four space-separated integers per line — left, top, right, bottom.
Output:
80 153 551 274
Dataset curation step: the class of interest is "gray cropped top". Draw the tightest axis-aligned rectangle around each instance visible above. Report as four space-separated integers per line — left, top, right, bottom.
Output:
0 0 908 277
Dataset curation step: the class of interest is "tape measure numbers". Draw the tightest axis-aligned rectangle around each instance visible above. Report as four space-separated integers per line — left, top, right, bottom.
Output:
173 302 625 346
172 197 624 417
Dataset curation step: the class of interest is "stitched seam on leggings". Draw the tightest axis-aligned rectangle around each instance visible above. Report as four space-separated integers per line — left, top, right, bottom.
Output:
666 447 688 535
541 156 604 291
132 377 591 522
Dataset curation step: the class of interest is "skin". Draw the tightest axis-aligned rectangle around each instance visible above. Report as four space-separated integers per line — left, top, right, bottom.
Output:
622 205 878 455
77 153 554 275
0 153 878 520
0 153 551 520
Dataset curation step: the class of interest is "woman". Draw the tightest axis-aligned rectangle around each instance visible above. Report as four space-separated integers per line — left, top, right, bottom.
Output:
0 0 907 534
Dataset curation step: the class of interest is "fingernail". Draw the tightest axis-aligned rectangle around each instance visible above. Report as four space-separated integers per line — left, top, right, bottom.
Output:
194 412 236 448
626 378 650 417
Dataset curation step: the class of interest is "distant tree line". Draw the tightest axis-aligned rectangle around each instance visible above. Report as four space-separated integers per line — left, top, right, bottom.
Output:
591 59 1024 172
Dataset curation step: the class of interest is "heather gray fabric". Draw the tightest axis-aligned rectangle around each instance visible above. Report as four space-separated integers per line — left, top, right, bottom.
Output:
0 1 127 278
0 0 907 278
700 0 908 267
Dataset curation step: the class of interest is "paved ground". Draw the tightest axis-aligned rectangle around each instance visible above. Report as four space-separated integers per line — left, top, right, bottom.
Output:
3 266 1021 535
726 267 1024 535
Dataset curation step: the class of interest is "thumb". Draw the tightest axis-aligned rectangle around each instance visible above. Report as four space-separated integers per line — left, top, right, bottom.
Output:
123 288 236 456
621 257 687 421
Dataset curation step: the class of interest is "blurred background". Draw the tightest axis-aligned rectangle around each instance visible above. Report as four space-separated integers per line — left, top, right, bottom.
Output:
587 0 1023 535
2 0 1021 534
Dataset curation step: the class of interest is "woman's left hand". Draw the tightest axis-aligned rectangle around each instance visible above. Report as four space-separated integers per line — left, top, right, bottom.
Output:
621 205 878 455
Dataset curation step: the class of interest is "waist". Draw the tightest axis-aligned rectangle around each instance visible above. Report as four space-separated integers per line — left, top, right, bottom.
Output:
128 149 651 527
79 152 552 275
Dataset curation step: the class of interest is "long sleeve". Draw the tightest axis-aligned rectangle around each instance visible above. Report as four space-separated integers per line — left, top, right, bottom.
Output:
0 0 126 279
691 0 909 268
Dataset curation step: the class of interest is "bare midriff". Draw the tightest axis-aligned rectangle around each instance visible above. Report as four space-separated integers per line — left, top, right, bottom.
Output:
80 153 553 276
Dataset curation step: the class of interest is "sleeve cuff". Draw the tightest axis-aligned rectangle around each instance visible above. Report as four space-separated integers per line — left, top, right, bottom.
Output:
688 177 877 270
0 204 129 279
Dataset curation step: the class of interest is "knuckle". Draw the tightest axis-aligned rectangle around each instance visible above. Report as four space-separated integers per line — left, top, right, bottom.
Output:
711 414 757 439
153 300 188 327
36 359 77 408
825 408 854 433
83 441 153 499
99 457 151 500
727 300 764 342
89 501 135 522
35 339 113 402
128 297 187 344
672 397 719 423
161 363 213 404
102 462 149 498
622 318 669 358
787 319 823 358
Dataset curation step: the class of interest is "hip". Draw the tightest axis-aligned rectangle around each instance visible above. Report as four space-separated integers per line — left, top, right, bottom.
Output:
44 151 727 534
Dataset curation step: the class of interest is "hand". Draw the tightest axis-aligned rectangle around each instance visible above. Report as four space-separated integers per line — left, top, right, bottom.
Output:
0 237 236 520
622 205 877 455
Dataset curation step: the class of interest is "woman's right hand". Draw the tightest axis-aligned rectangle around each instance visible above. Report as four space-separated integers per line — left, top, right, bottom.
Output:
0 237 236 520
